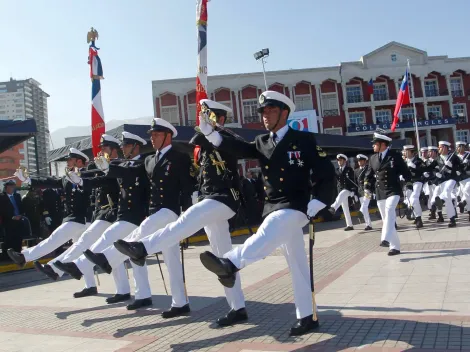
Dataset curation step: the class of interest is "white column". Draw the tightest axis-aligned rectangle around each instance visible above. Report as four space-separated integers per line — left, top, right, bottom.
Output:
420 77 427 100
289 86 295 102
177 95 183 126
183 95 188 126
426 129 432 147
400 130 406 140
445 75 453 117
423 102 429 120
341 82 348 107
394 78 400 99
314 84 324 133
452 125 457 144
371 106 376 124
234 90 241 125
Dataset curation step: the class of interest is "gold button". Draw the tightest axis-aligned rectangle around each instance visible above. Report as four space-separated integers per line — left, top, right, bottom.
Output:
279 189 283 192
265 176 268 180
265 165 269 169
128 200 132 203
160 195 164 198
129 193 132 196
264 186 267 190
129 187 133 189
281 168 284 171
265 197 268 200
280 178 284 181
160 188 163 190
160 180 163 183
120 185 123 188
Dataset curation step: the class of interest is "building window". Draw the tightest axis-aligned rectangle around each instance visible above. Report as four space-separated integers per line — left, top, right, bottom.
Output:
321 93 339 116
346 86 363 103
428 105 442 119
324 127 342 135
450 78 463 98
161 106 180 125
375 110 391 123
400 107 415 122
294 95 313 111
242 100 259 123
187 104 196 126
456 130 469 143
453 104 467 124
349 112 365 125
424 80 439 97
373 83 388 101
391 54 397 62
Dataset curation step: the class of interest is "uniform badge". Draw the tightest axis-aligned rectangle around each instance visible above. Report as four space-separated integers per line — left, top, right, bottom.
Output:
390 160 394 168
288 151 303 167
100 136 104 143
316 145 327 157
259 94 266 104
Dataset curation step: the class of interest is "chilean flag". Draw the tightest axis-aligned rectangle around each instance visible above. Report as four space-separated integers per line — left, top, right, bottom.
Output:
89 42 105 157
391 68 411 131
367 78 374 95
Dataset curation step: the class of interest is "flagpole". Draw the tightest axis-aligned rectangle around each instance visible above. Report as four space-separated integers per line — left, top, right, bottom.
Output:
407 59 421 151
196 0 208 126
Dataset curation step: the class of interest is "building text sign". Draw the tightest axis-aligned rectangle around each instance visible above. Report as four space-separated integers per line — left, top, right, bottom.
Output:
347 118 457 133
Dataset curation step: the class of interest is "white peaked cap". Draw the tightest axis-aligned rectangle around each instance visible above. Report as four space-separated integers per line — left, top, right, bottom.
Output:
68 147 89 162
121 131 147 145
438 141 451 147
336 154 347 160
200 99 232 114
356 154 368 160
258 90 295 113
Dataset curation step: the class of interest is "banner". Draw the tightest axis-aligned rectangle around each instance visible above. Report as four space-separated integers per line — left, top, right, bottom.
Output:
287 110 318 133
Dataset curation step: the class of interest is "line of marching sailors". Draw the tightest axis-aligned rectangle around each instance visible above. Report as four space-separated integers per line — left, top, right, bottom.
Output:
326 138 469 239
5 90 469 336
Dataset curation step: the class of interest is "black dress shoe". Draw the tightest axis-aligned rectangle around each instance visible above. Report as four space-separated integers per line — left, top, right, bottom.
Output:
7 249 26 267
437 213 445 223
428 212 436 220
161 303 190 318
126 297 152 310
449 217 457 228
54 261 82 280
395 223 398 229
289 315 319 336
34 261 58 281
415 216 424 229
327 207 336 215
200 251 238 288
388 249 401 256
344 226 354 231
114 240 147 266
106 293 131 304
364 226 373 231
380 240 390 247
73 287 98 298
83 250 112 274
216 308 248 326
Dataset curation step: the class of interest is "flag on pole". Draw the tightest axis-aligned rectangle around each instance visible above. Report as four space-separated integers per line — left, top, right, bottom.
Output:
367 78 374 95
391 68 410 131
87 28 105 157
194 0 209 163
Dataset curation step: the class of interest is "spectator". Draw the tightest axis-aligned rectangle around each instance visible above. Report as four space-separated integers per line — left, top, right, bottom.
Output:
22 188 44 239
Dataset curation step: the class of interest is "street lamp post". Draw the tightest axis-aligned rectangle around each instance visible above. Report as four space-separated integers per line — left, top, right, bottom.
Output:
254 48 269 91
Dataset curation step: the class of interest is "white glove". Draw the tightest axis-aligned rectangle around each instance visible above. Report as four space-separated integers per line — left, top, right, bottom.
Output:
14 169 31 184
435 172 442 178
307 199 327 218
423 172 430 178
66 171 83 186
94 155 110 172
45 217 52 226
445 160 453 168
191 191 199 205
354 195 358 202
198 113 214 136
457 171 461 176
399 175 405 181
463 159 469 164
364 189 372 199
407 161 416 169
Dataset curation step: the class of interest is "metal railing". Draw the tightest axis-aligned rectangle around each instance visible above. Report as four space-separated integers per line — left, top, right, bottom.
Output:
373 93 389 101
323 109 339 117
451 89 464 98
346 95 363 104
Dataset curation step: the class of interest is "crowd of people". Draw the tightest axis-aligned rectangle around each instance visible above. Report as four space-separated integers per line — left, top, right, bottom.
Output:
1 90 469 337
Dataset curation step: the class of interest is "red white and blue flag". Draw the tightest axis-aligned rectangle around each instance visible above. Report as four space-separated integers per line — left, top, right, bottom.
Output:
88 41 105 157
367 78 374 95
391 68 411 131
194 0 209 163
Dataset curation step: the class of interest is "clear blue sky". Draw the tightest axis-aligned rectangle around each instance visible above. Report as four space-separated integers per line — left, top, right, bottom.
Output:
1 0 469 132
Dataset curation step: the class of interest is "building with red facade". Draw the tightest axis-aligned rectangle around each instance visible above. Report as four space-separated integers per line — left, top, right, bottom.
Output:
152 42 470 149
0 143 24 188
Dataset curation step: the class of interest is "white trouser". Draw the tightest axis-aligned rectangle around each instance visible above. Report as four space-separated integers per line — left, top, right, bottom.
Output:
408 182 423 217
102 209 180 302
376 195 400 251
75 221 137 293
428 184 436 209
440 179 457 219
423 182 430 196
141 199 245 311
49 220 112 278
22 221 85 262
461 178 470 211
331 190 354 227
225 209 311 319
359 197 371 226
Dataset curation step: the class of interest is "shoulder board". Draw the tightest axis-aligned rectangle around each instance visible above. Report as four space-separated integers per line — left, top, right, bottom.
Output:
316 145 327 157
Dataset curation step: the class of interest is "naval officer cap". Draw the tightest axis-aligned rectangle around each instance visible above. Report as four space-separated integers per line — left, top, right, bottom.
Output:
371 132 392 144
121 132 147 146
456 141 467 146
438 140 451 147
4 179 16 186
428 146 438 151
257 91 296 114
403 145 415 150
67 147 89 162
420 147 428 152
99 134 121 149
356 154 368 160
336 154 347 160
147 118 178 138
200 99 232 116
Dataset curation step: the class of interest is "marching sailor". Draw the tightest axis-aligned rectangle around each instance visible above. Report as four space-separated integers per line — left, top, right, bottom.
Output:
55 132 149 305
8 148 90 267
364 132 412 256
456 142 470 219
403 145 426 229
34 134 121 298
328 154 356 231
83 118 194 312
114 100 248 325
424 146 439 219
354 154 372 231
429 141 461 227
187 91 335 335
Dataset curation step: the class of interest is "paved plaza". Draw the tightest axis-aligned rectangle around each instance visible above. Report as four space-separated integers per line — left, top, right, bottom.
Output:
1 212 470 351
